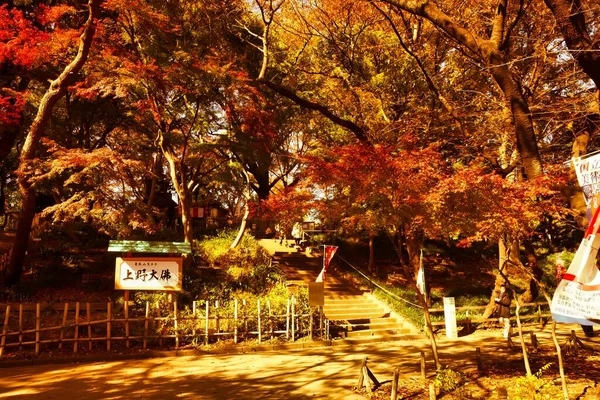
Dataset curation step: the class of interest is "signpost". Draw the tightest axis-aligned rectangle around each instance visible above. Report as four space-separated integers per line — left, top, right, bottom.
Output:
114 257 182 291
108 241 191 304
308 282 324 307
443 297 458 339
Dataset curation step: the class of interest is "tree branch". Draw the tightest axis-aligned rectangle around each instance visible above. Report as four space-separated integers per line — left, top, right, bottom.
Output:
257 78 371 144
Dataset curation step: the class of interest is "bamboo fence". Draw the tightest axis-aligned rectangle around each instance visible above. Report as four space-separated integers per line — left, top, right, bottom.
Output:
428 301 552 328
0 295 325 358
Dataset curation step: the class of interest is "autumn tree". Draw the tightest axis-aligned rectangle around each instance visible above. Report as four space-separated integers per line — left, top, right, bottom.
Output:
541 0 600 226
94 0 247 243
215 85 314 202
4 0 100 286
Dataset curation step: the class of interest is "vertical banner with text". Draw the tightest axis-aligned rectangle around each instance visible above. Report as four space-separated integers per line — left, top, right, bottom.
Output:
315 245 338 282
551 206 600 325
573 153 600 220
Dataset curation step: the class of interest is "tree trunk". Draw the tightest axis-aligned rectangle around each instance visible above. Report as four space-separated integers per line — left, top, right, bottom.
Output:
230 201 250 249
4 193 35 285
544 0 600 90
164 153 193 244
403 231 440 368
520 239 541 303
416 288 441 370
231 170 252 249
4 0 99 286
483 235 517 318
180 193 193 244
488 60 543 179
406 233 421 280
252 169 271 201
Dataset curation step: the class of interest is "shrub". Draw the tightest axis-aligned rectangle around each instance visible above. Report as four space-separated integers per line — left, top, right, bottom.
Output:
434 365 465 394
187 230 283 301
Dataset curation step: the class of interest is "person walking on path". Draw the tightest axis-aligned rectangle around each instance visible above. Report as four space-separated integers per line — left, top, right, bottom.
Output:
276 223 288 246
494 285 512 339
292 222 303 248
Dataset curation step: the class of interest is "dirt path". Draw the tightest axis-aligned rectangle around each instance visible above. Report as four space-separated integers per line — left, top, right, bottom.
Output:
0 325 591 399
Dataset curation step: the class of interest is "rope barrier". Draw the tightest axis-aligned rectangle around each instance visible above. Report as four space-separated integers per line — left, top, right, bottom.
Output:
302 231 423 309
335 254 423 309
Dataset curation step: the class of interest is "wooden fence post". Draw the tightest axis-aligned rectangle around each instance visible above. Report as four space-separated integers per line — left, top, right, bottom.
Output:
18 304 23 351
73 302 80 353
35 303 41 355
107 302 112 351
291 295 295 342
363 366 372 393
268 300 273 340
429 383 436 400
476 347 483 374
143 301 149 349
243 299 248 340
215 300 220 340
391 368 399 400
0 305 10 358
87 303 92 351
420 351 426 380
125 299 130 348
319 306 324 339
357 357 368 388
257 299 261 344
59 303 68 350
286 298 290 340
174 301 179 348
205 300 209 345
234 299 238 344
309 306 313 341
156 301 162 347
530 331 538 350
192 301 197 339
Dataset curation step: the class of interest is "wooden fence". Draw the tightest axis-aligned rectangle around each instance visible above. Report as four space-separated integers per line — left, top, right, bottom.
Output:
0 296 325 358
428 301 552 329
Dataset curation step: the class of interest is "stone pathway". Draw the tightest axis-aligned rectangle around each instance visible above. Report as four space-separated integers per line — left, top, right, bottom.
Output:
259 239 419 342
0 324 593 399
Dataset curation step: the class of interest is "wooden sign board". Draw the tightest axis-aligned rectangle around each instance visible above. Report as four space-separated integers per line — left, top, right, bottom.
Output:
114 257 183 291
309 282 325 307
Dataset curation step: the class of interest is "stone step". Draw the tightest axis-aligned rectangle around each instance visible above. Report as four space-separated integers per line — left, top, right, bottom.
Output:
326 290 366 296
332 320 404 331
331 333 423 345
325 311 390 320
341 317 402 324
344 328 413 338
324 304 378 312
324 297 371 304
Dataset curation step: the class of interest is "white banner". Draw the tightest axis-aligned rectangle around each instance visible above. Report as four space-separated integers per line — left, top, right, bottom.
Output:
416 249 426 295
115 257 182 291
551 208 600 325
573 153 600 215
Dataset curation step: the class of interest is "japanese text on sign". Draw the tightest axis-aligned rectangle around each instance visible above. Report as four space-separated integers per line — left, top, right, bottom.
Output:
114 257 182 291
